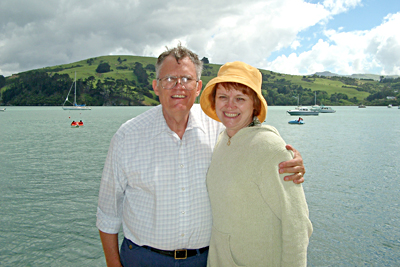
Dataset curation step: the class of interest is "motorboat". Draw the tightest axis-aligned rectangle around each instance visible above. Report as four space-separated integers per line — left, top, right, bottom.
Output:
358 104 366 108
388 104 392 108
312 105 336 113
287 106 319 116
0 108 5 111
311 93 335 113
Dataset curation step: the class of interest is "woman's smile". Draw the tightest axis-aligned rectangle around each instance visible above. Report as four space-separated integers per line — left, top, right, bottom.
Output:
215 84 254 137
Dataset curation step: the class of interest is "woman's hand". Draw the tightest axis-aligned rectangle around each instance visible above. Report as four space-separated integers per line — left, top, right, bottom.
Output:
279 144 305 184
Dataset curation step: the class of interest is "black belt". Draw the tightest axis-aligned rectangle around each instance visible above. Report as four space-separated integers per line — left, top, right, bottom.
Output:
142 246 209 259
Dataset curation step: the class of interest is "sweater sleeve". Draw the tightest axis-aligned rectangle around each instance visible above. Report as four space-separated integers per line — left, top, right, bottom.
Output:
256 130 313 267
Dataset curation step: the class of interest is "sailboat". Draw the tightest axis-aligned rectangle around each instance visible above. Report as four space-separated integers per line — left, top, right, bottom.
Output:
312 92 320 110
62 72 91 110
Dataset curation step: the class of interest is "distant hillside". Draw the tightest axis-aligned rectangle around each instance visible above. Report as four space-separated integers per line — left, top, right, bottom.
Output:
314 71 400 81
314 71 339 77
1 55 399 106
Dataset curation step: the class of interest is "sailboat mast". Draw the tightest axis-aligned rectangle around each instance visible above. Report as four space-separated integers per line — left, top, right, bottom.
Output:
74 72 77 106
314 91 316 105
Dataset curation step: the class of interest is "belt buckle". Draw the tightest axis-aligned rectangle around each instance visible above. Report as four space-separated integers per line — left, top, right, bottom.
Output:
174 249 187 260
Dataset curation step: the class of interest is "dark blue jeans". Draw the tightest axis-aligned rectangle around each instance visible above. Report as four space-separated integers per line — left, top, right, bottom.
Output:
120 238 208 267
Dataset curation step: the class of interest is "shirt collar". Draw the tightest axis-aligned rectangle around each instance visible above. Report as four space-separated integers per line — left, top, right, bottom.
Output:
150 105 207 138
186 106 207 134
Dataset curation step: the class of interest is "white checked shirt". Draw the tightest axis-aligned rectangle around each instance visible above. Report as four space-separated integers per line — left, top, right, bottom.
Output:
96 104 224 250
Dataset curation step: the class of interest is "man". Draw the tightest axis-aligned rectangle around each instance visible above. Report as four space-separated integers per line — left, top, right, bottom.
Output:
97 44 305 267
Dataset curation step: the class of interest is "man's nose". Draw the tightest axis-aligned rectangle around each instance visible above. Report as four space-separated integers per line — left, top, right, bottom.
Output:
174 78 185 89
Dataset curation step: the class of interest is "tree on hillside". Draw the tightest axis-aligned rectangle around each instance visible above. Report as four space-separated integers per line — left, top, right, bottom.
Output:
145 64 156 72
2 71 72 105
0 75 5 88
87 58 95 65
330 92 348 103
96 62 111 73
134 63 149 85
201 57 209 64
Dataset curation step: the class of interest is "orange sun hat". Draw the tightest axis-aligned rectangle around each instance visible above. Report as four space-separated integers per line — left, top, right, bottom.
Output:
200 61 268 123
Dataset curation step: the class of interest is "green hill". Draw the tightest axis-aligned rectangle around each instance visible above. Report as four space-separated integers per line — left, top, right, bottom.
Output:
1 55 399 106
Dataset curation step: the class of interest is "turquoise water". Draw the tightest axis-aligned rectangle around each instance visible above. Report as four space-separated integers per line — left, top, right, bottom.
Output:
0 106 399 266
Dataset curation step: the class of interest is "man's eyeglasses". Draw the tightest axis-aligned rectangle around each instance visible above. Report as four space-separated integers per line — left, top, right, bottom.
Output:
157 76 199 91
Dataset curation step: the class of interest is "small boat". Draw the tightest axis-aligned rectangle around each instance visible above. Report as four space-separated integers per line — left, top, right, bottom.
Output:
0 108 5 112
358 104 366 108
388 104 392 108
71 120 84 127
62 72 91 110
287 106 319 116
288 118 305 124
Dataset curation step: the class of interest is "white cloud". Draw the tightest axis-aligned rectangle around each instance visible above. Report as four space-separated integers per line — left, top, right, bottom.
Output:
0 0 398 77
201 0 329 66
0 0 332 76
267 11 400 75
323 0 362 15
366 13 400 74
291 40 301 50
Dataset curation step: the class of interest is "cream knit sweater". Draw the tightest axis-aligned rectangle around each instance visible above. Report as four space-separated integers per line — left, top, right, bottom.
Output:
206 125 312 267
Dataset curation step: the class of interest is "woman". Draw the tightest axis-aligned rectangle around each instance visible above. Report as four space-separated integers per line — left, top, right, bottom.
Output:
200 61 312 266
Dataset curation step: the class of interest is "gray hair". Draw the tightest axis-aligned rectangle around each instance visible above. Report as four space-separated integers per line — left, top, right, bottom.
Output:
155 43 203 80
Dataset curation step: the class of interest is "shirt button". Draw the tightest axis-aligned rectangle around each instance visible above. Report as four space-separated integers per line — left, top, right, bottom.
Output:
180 164 184 168
181 234 185 237
182 187 185 191
181 211 185 214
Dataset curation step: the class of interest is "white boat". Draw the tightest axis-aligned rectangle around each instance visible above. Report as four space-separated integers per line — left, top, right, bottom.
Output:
358 104 366 108
311 92 336 113
388 104 392 108
315 105 336 113
0 108 5 111
287 106 319 116
62 72 91 110
288 95 319 115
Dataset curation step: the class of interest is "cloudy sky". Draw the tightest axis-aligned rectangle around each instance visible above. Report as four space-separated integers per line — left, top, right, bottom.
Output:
1 0 399 77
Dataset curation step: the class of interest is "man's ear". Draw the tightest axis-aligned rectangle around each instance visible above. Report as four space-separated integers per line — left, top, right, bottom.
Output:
152 79 159 96
195 80 203 97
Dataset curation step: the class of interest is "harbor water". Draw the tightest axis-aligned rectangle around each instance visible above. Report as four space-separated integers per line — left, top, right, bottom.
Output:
0 106 399 266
